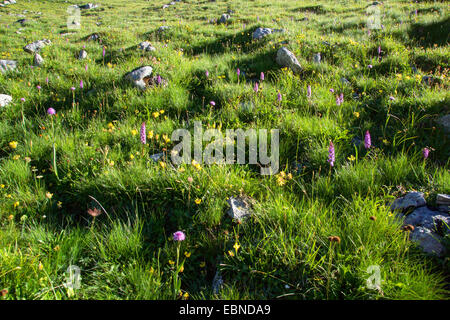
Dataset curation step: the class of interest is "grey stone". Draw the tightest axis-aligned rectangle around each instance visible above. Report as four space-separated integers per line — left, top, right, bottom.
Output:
227 196 253 220
87 33 100 41
79 3 98 9
33 53 44 66
212 270 223 295
78 49 88 60
124 66 153 90
275 47 302 74
252 27 283 40
390 192 426 212
23 39 51 53
437 194 450 206
409 227 446 257
313 52 321 64
0 94 12 107
139 41 156 52
150 152 164 162
219 14 230 24
436 115 450 134
0 60 17 73
403 206 447 232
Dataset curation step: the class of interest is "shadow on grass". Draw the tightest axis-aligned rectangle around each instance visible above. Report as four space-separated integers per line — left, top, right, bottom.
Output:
183 26 270 56
408 17 450 48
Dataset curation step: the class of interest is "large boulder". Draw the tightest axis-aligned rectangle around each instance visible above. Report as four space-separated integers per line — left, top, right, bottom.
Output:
0 60 17 73
23 39 51 54
275 47 302 74
390 191 426 212
436 194 450 213
409 227 446 257
0 94 12 107
125 66 153 90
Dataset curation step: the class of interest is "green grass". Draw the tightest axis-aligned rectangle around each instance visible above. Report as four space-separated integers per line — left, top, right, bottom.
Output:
0 0 449 300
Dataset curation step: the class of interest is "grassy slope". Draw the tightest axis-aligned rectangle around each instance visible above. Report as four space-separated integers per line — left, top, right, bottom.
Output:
0 0 449 299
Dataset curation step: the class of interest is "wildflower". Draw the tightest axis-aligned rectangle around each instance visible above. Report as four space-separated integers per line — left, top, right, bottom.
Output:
173 231 186 241
347 155 356 161
159 161 166 169
162 134 170 143
205 70 209 77
13 201 19 208
236 68 240 76
277 91 282 102
140 122 146 144
182 292 189 300
80 80 83 89
47 108 56 115
45 192 53 199
209 101 215 106
254 82 259 93
199 261 206 268
378 46 381 55
336 95 341 106
9 141 18 149
131 129 138 136
389 96 395 101
152 111 160 118
368 64 373 69
329 88 334 93
328 236 341 243
339 93 344 104
233 242 240 253
57 201 62 208
187 177 193 183
37 85 41 90
260 72 264 81
85 64 88 72
87 207 102 217
353 111 360 118
71 87 75 91
12 155 20 160
168 260 175 265
228 250 235 257
328 141 335 167
277 175 286 186
195 198 201 205
307 85 311 98
147 130 154 139
102 46 106 57
38 262 44 271
107 122 114 129
402 224 414 232
20 98 25 102
422 147 430 159
184 251 191 258
364 130 371 149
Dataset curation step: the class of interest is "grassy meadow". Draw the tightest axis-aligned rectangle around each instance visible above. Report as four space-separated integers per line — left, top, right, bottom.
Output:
0 0 449 300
